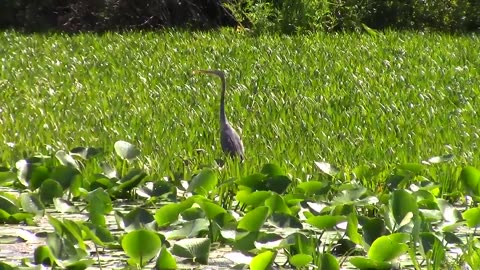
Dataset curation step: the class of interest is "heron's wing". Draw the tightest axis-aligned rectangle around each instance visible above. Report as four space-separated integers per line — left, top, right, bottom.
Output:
221 126 245 159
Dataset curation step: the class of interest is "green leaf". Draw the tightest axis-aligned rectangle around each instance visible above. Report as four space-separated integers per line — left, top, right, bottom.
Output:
390 189 418 226
114 140 141 160
166 219 209 240
460 166 480 197
122 229 162 266
368 233 409 262
297 181 328 196
19 193 45 216
349 257 392 270
70 146 103 160
269 212 303 229
237 206 269 232
264 193 290 214
155 246 177 270
250 250 276 270
39 179 64 204
116 169 147 194
171 238 211 264
155 200 193 227
263 175 291 194
33 245 55 265
306 215 347 230
347 213 362 245
463 207 480 228
196 200 227 220
289 253 312 268
53 198 79 213
261 163 284 176
122 207 156 232
187 169 218 195
50 165 80 189
29 165 49 191
81 222 115 247
0 195 19 214
317 253 339 270
236 190 271 208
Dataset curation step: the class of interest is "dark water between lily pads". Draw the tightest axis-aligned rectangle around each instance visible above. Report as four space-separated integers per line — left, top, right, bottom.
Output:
0 195 473 269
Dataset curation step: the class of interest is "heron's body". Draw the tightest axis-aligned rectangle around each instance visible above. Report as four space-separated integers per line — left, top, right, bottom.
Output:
193 69 245 161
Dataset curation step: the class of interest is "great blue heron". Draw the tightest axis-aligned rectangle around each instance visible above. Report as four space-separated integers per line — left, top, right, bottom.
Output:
192 70 245 161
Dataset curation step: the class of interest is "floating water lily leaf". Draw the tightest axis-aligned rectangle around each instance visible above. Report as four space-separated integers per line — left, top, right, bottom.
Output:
314 161 340 176
368 233 409 262
234 231 259 252
81 222 115 247
171 238 211 264
85 188 112 226
250 250 276 270
460 166 480 197
265 193 291 214
70 146 103 160
116 169 147 195
0 195 19 214
122 229 162 266
166 218 209 240
289 253 312 268
114 140 141 161
318 253 339 270
51 165 80 190
269 212 303 229
347 213 362 245
196 200 227 220
236 190 271 208
297 181 328 196
155 200 194 227
122 207 156 232
390 189 418 226
39 179 63 204
237 206 269 232
55 150 80 171
155 246 177 270
19 193 45 216
33 245 55 265
349 257 392 270
53 198 79 213
264 175 291 194
261 163 284 176
187 169 218 195
306 215 347 230
28 165 49 191
136 180 176 200
463 207 480 228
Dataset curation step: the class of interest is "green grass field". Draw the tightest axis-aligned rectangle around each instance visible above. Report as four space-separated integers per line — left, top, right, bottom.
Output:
1 30 479 181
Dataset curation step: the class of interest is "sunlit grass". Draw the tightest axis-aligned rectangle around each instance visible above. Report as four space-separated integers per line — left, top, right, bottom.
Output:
0 30 479 190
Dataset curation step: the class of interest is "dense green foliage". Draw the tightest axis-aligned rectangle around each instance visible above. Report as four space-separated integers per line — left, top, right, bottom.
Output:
1 30 480 269
1 0 479 33
1 30 479 184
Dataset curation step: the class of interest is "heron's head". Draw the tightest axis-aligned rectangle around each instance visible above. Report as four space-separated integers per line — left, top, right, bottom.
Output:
192 69 225 80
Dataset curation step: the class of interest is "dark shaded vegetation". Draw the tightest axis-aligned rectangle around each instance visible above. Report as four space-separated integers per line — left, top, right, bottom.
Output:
0 0 479 33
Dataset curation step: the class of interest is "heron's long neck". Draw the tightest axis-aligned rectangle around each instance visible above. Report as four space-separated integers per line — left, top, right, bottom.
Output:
220 76 227 126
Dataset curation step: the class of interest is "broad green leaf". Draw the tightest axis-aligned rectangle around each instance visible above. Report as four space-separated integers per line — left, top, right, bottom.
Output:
236 190 271 208
463 207 480 228
347 213 362 245
50 165 80 190
81 222 115 247
122 229 162 266
39 179 64 204
317 253 339 270
237 206 269 232
114 140 140 160
155 246 177 270
165 219 209 240
250 250 276 270
0 195 19 214
269 213 303 229
289 254 312 268
19 193 45 216
171 238 211 264
53 198 79 213
460 166 480 197
0 262 15 270
261 163 284 176
263 175 292 194
306 215 347 230
349 257 392 270
368 233 409 262
70 146 103 160
155 200 193 227
360 217 386 246
55 150 80 170
264 193 290 214
29 165 49 191
116 169 147 194
187 169 218 195
390 189 418 226
197 200 227 220
398 163 424 174
297 181 327 195
33 245 55 265
122 207 156 232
